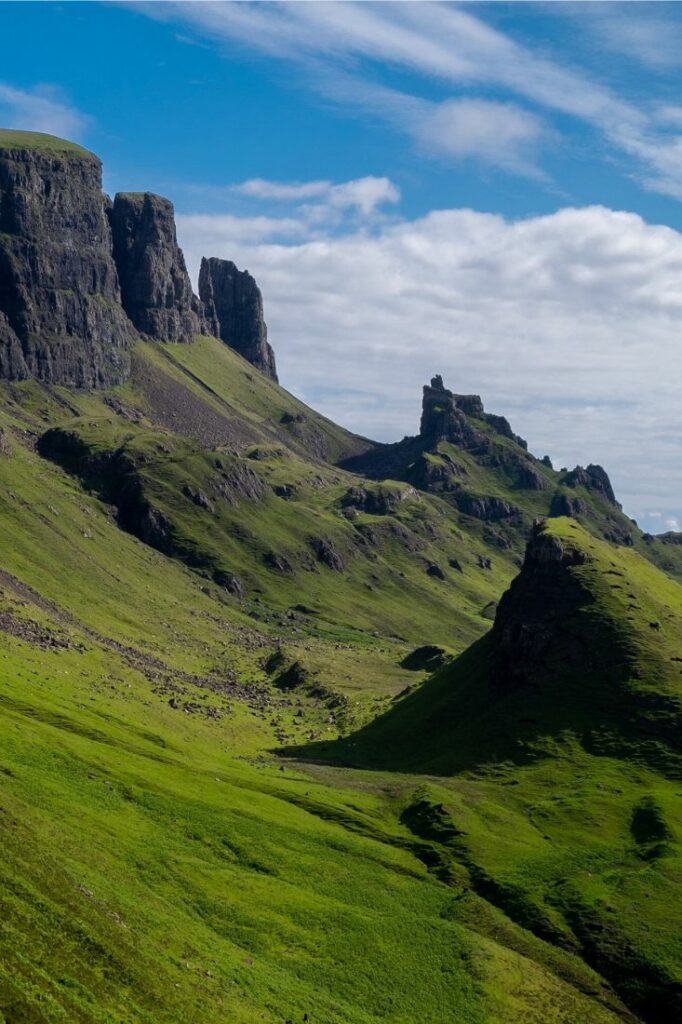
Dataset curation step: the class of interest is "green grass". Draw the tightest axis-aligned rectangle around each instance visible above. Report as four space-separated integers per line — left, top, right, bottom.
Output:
0 342 681 1022
0 128 95 158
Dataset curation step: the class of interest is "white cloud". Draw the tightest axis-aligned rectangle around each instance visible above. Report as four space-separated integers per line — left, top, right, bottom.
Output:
0 82 90 140
177 199 682 525
665 518 680 533
232 175 400 216
232 179 331 201
574 5 682 70
416 98 546 176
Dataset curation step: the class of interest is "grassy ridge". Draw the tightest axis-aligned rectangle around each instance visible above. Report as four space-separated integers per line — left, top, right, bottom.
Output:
0 128 95 158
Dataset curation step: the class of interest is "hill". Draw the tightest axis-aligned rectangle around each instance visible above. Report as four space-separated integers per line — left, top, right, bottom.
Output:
0 129 681 1024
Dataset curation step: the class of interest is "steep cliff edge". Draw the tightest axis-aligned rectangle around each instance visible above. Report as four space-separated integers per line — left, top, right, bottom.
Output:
199 256 278 380
110 192 204 344
0 129 133 386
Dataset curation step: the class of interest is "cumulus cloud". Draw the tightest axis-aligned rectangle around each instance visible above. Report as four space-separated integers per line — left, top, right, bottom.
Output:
0 82 90 140
177 199 682 526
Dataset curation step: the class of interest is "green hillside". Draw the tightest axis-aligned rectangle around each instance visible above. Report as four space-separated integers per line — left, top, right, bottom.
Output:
0 330 680 1023
295 520 682 1020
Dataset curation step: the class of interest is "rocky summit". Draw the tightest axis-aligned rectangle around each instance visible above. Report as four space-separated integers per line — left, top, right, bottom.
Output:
1 127 682 1024
199 256 278 380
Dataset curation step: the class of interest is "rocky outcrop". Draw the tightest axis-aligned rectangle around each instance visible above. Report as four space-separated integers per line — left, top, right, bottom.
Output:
0 136 133 385
516 463 550 491
563 464 618 506
310 537 345 572
491 522 591 688
341 485 416 515
455 493 520 522
420 376 477 444
550 491 588 518
198 257 278 380
420 376 527 449
110 192 203 343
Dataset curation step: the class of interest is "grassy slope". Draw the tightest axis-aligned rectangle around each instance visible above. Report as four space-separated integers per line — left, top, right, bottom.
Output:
31 338 519 665
0 428 633 1024
302 521 682 1021
0 341 680 1022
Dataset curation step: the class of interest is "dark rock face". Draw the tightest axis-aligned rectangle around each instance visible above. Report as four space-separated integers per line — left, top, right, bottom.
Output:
0 142 132 385
517 463 550 491
212 569 244 597
198 257 278 380
310 537 345 572
456 494 520 522
564 464 618 506
492 523 591 688
110 192 203 343
420 376 528 449
407 452 466 493
550 491 589 518
420 376 477 444
182 484 215 513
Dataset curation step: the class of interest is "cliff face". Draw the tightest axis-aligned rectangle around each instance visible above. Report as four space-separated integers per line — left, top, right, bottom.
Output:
199 257 278 380
0 138 133 386
110 193 203 344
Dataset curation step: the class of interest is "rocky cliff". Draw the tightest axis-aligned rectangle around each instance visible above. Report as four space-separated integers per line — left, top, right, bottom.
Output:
199 257 278 380
0 131 133 386
419 375 527 448
110 192 203 344
419 375 476 444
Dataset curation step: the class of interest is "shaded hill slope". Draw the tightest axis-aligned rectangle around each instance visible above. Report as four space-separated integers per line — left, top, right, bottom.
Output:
316 519 682 775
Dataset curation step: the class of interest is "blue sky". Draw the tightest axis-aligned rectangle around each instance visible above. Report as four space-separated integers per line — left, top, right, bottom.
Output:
1 2 682 531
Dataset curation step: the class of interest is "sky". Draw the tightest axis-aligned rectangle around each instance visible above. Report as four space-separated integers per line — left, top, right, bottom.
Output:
1 1 681 532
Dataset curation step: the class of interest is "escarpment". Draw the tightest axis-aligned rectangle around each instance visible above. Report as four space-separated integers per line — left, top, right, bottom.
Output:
199 257 278 381
0 133 133 386
0 130 280 388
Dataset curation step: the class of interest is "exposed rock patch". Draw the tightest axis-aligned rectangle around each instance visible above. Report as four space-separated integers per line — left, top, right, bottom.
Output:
341 485 416 515
420 376 477 445
310 537 345 572
456 494 520 522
